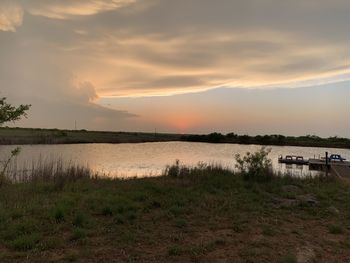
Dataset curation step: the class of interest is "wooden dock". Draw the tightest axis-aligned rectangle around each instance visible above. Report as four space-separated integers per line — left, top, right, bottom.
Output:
279 151 350 179
331 164 350 178
308 159 350 178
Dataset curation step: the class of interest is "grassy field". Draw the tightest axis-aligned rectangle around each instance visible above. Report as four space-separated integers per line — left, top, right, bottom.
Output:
0 127 181 145
0 164 350 262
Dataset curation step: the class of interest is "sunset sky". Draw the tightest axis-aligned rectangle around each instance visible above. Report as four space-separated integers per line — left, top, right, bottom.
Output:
1 0 350 136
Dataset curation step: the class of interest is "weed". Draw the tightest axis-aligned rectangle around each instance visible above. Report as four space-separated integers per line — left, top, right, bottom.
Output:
73 213 87 227
261 225 276 236
102 206 113 216
115 215 125 225
168 245 183 256
328 224 344 234
10 234 40 251
66 252 79 262
283 254 298 263
168 205 184 217
53 207 65 222
126 211 137 221
214 238 226 246
70 228 86 241
174 218 187 228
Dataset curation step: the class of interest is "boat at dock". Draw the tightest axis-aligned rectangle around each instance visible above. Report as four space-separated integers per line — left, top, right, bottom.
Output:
278 155 309 165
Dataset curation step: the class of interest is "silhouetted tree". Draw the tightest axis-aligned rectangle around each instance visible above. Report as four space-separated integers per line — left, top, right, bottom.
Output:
0 97 30 126
238 135 250 144
207 132 225 143
226 132 238 139
0 98 30 184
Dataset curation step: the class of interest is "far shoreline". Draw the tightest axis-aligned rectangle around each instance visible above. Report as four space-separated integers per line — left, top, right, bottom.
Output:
1 127 350 150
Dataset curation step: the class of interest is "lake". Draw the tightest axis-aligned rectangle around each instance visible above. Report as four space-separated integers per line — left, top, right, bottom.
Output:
1 142 350 178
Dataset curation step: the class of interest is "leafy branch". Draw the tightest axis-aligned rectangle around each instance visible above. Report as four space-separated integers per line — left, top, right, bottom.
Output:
0 97 30 185
0 97 31 125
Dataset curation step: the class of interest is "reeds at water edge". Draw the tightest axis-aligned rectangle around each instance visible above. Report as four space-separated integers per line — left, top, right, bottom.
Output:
3 157 95 184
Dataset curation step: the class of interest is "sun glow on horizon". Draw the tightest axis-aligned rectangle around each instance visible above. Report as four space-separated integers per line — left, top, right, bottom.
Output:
150 113 204 134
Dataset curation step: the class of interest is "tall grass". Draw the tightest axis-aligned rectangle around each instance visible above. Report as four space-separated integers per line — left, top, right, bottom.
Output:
1 146 326 188
3 158 94 185
164 147 276 182
164 160 232 178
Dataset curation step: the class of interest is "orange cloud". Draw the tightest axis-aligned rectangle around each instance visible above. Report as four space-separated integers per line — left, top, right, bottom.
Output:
63 32 350 97
0 2 23 32
27 0 136 19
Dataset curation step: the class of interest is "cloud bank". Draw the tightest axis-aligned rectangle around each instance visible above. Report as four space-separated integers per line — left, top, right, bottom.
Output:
0 2 23 32
25 0 136 19
0 21 136 130
1 0 350 133
3 0 350 97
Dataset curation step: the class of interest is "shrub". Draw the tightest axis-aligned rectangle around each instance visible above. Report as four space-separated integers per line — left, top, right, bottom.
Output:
165 160 180 177
235 147 273 181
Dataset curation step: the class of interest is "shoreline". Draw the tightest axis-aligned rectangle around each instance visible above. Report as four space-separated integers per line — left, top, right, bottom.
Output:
1 127 350 150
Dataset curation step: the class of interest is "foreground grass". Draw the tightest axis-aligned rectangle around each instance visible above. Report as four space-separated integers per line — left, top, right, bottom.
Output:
1 168 350 262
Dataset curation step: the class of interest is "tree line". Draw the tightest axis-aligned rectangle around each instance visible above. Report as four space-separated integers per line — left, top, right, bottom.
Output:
181 132 350 149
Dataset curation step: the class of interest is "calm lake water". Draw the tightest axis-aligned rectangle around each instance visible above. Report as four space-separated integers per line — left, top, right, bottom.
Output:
1 142 350 178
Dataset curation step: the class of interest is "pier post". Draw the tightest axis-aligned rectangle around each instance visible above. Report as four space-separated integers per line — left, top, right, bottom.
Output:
325 152 329 176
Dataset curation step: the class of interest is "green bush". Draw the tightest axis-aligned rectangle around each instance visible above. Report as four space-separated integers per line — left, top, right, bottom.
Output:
235 147 273 182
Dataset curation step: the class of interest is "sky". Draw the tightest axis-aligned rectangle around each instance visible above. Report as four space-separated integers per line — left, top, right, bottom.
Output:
0 0 350 137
